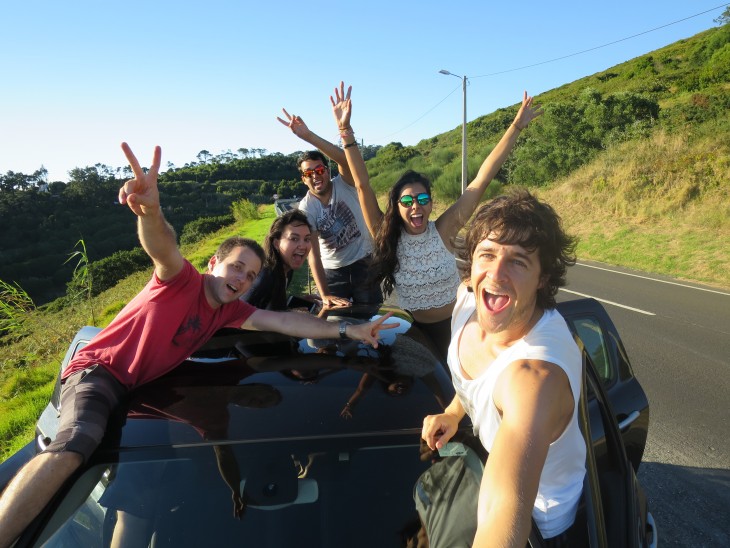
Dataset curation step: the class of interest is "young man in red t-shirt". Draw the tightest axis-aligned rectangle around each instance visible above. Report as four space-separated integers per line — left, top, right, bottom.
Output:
0 143 394 548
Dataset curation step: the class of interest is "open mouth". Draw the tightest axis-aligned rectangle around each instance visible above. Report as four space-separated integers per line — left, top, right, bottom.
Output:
226 283 239 295
290 252 306 267
410 213 424 228
483 289 510 313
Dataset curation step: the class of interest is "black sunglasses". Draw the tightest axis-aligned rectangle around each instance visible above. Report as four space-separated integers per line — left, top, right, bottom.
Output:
398 193 431 207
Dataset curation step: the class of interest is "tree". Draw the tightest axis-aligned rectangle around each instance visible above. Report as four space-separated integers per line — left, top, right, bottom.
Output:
0 171 33 192
259 181 275 198
197 150 211 164
64 166 116 204
34 166 48 187
714 6 730 25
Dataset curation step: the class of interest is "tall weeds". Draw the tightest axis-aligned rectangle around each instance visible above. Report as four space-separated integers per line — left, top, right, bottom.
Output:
0 280 35 343
65 238 96 327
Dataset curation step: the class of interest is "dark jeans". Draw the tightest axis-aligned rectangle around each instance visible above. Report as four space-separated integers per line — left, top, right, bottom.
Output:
412 316 452 369
324 256 382 305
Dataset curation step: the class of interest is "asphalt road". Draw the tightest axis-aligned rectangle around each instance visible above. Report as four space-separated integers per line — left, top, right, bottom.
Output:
560 260 730 547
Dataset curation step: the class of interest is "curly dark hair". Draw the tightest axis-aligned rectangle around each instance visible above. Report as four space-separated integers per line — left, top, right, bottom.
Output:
370 170 432 296
458 189 577 309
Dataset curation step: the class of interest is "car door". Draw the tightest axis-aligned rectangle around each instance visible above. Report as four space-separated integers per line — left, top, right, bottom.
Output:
557 298 650 470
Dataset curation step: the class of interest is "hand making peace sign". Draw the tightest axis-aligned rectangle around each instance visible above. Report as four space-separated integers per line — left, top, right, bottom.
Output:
118 142 162 218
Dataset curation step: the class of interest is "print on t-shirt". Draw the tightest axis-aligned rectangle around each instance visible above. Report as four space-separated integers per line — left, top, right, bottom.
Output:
317 201 362 251
173 315 203 346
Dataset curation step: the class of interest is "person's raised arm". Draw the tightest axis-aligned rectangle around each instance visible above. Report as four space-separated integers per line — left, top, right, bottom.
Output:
276 109 353 185
119 143 184 281
436 92 543 250
330 81 383 237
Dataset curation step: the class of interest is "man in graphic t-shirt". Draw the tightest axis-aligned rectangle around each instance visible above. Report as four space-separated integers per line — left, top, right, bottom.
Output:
277 109 382 307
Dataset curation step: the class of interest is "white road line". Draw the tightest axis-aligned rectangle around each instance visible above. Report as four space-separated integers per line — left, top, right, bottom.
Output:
560 288 656 316
576 262 730 296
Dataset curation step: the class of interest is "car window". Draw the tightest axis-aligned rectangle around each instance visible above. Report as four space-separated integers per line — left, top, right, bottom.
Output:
35 439 483 547
569 316 614 386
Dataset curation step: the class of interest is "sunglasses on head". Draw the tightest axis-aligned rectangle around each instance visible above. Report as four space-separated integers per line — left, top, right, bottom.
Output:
301 165 327 179
398 193 431 207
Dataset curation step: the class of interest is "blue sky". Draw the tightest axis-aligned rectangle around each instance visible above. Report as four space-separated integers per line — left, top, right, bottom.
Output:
1 1 726 182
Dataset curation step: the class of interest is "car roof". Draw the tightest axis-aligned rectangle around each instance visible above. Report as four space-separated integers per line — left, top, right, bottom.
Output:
101 310 454 454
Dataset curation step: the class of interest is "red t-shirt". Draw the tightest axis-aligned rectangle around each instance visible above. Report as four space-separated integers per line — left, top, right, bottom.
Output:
64 261 256 389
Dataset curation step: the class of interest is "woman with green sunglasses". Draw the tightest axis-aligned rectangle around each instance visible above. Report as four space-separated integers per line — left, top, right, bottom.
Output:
331 82 542 362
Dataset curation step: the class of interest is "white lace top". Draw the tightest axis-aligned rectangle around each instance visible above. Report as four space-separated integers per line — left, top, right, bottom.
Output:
394 221 461 311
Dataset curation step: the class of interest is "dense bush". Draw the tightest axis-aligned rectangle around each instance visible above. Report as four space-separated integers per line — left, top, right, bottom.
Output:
180 214 235 245
66 247 152 298
508 89 659 186
700 43 730 85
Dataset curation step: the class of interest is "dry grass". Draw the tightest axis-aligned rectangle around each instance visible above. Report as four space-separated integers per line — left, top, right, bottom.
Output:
541 130 730 288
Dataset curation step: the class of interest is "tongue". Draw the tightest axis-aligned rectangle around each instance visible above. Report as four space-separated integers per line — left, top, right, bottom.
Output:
411 216 423 228
486 293 509 312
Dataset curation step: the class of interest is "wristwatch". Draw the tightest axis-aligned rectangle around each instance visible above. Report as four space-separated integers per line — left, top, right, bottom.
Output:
339 321 349 340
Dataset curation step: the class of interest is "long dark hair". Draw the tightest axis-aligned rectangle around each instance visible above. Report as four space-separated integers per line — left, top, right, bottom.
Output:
264 209 312 310
370 170 432 296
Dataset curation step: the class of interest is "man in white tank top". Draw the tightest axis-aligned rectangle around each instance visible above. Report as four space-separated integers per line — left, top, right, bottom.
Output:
422 190 584 547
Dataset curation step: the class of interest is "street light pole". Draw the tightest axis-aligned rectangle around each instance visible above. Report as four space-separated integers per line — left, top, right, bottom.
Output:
439 69 468 194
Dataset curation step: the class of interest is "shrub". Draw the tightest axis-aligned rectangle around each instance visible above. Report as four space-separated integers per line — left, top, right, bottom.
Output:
231 199 260 222
180 214 235 245
76 248 151 297
699 43 730 85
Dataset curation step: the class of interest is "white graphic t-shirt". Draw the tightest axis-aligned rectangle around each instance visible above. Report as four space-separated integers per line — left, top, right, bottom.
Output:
298 175 373 269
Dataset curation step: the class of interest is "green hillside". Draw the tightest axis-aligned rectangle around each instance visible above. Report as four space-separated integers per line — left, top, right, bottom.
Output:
364 26 729 288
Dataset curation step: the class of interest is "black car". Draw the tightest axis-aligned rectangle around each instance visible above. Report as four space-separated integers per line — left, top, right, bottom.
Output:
0 300 656 547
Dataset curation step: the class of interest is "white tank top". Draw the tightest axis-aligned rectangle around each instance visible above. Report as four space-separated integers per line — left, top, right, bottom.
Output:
448 289 586 539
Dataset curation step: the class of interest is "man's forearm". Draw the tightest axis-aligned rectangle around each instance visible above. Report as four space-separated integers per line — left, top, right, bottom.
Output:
137 208 182 279
298 130 347 168
138 207 176 257
444 395 466 421
307 247 330 298
249 309 341 340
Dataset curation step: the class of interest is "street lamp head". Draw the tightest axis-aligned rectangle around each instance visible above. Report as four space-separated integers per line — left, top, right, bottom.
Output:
439 69 451 75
